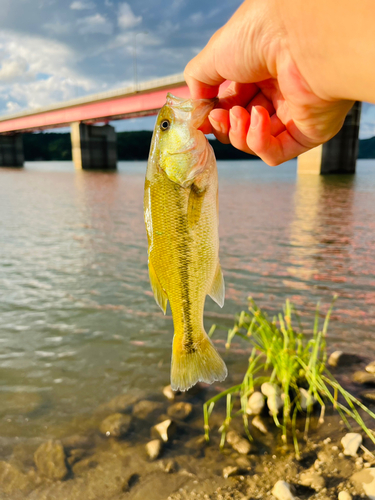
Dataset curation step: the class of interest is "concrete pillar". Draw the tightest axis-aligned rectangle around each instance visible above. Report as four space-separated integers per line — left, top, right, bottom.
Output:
71 122 117 170
0 134 24 167
298 101 361 174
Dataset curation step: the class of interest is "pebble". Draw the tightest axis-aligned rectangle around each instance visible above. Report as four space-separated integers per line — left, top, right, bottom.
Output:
299 388 316 410
163 459 178 473
261 382 280 398
299 469 326 491
167 402 193 421
261 383 283 415
252 415 268 434
267 393 284 415
151 419 176 442
99 413 131 438
272 480 295 500
96 393 138 414
352 372 375 386
61 434 92 451
351 468 375 499
338 492 352 500
341 433 362 457
236 456 252 470
246 392 265 416
67 448 86 467
328 351 362 368
163 385 179 401
34 440 68 481
226 431 252 455
145 439 162 460
366 362 375 374
223 466 239 478
132 400 164 419
360 390 375 403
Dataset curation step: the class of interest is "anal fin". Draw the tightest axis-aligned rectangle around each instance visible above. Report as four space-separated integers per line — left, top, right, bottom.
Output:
208 262 225 308
148 258 168 314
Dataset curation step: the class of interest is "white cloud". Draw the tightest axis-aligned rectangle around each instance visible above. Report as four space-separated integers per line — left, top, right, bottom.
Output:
6 101 21 113
70 1 95 10
0 30 96 113
43 21 72 35
77 14 113 35
188 12 204 25
0 57 28 83
118 3 142 30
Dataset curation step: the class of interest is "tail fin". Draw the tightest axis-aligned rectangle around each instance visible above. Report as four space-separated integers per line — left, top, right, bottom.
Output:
170 330 227 392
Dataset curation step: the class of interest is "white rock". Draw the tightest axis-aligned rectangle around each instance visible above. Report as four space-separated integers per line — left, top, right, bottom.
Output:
351 468 375 500
341 432 362 457
272 480 295 500
162 385 176 401
223 465 239 478
146 439 162 460
151 419 176 443
252 415 268 434
261 382 281 398
267 393 283 415
328 351 344 367
246 392 265 415
338 491 352 500
299 388 316 410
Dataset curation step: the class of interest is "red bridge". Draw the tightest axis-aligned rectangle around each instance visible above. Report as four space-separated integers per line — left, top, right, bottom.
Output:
0 73 362 174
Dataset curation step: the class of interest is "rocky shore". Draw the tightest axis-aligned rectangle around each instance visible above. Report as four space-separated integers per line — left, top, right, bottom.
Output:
2 352 375 500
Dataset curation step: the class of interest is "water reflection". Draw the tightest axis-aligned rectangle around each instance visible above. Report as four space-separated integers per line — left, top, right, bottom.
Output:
1 160 375 462
288 175 355 287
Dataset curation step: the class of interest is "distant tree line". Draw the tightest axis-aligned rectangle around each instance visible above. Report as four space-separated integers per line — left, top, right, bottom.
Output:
22 131 375 161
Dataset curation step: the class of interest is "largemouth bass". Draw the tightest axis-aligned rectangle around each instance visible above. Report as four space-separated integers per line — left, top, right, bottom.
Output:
144 93 227 391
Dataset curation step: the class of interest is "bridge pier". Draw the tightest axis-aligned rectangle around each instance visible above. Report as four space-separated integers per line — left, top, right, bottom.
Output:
297 102 361 174
70 122 117 170
0 134 24 167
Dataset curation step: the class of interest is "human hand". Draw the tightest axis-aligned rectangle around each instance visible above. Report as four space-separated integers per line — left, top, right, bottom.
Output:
184 0 354 166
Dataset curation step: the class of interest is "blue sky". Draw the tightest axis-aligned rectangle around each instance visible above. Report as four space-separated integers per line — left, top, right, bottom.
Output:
0 0 374 138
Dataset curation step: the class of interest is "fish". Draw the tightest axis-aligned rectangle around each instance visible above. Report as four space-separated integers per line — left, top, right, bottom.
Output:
144 92 228 391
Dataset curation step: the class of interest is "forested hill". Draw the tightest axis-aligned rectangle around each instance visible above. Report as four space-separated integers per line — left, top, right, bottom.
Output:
22 131 375 161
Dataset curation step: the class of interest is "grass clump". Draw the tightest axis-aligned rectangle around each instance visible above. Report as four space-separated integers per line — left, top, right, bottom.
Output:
204 297 375 458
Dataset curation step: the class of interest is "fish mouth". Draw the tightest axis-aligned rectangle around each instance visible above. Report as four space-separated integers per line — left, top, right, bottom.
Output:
166 93 217 129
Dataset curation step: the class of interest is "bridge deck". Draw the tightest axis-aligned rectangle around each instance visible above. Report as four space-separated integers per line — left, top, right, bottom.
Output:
0 74 189 133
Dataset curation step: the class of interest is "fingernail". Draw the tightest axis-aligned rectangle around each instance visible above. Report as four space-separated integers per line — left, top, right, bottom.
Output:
250 107 260 129
229 109 238 133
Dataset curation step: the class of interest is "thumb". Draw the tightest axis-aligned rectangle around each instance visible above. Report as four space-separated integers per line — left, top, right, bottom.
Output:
184 30 226 99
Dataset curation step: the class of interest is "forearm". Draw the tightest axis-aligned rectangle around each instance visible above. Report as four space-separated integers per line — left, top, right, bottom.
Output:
279 0 375 103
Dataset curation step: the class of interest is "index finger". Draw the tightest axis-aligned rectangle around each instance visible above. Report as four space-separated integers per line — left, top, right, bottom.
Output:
184 31 226 99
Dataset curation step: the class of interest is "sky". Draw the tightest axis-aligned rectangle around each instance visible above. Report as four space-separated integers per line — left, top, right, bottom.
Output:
0 0 374 138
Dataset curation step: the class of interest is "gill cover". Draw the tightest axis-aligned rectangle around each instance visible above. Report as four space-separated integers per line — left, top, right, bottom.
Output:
156 93 216 188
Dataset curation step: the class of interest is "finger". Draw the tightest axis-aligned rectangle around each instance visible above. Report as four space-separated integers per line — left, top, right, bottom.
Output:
198 120 213 135
246 93 275 116
270 113 286 136
184 31 225 99
228 106 256 155
247 106 309 166
217 82 260 110
209 108 231 144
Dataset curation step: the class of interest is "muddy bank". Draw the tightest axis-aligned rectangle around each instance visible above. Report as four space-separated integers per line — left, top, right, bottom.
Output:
2 354 375 499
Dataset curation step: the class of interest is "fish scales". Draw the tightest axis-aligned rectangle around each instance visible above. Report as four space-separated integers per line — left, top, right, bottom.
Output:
144 93 227 391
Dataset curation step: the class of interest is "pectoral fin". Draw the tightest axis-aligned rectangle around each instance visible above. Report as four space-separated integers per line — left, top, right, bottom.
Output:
208 262 225 308
148 259 168 314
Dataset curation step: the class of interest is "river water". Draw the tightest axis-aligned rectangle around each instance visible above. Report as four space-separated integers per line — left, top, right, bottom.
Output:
1 159 375 460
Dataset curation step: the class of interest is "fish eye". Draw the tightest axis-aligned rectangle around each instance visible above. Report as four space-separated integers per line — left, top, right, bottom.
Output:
160 119 170 131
